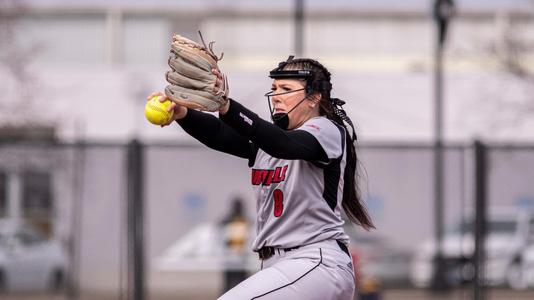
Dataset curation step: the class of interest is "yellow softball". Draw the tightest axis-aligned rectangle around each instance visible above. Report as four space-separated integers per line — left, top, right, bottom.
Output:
145 96 174 125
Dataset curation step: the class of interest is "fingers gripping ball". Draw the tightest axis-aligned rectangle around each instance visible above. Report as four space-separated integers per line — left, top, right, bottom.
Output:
145 96 174 125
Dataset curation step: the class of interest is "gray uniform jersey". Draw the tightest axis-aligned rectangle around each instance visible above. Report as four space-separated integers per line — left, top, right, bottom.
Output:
250 116 350 250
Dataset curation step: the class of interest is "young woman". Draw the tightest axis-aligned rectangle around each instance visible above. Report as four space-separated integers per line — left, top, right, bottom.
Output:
149 56 374 300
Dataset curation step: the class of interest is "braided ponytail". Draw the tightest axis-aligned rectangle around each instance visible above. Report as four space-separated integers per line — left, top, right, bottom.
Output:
282 59 375 230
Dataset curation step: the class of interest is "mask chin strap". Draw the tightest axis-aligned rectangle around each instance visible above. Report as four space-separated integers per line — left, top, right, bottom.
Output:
331 98 358 141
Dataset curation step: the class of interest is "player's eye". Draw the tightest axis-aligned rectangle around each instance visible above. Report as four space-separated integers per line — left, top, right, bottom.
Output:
270 85 294 94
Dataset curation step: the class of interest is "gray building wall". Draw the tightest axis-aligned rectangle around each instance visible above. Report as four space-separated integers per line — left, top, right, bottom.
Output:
1 2 533 142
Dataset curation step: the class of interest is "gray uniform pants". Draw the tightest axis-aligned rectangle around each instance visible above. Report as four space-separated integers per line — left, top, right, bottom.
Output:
218 240 355 300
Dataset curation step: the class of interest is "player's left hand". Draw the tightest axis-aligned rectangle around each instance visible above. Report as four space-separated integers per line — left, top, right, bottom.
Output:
165 33 229 112
212 68 230 114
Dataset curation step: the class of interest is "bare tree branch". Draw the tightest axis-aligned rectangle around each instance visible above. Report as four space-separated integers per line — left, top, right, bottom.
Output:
458 11 534 134
0 0 48 129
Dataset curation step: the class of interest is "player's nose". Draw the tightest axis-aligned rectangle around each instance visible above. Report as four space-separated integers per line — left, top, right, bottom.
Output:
271 94 283 105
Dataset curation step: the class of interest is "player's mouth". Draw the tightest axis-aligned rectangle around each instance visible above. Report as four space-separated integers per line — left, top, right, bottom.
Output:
274 108 285 113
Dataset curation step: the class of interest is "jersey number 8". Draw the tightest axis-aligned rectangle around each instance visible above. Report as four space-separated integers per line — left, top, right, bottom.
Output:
273 189 284 217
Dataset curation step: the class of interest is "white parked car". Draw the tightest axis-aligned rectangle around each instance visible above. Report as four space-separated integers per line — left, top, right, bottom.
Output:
513 225 534 289
0 219 68 292
410 207 534 289
519 243 534 289
155 222 258 272
343 224 413 287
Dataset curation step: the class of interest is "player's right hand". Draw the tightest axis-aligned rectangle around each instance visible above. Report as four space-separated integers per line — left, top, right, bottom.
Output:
146 91 188 126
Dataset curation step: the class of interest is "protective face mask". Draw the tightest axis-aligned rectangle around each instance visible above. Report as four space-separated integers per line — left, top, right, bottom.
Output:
265 88 308 130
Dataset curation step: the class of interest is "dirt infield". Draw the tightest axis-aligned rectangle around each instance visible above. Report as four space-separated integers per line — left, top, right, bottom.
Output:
1 289 533 300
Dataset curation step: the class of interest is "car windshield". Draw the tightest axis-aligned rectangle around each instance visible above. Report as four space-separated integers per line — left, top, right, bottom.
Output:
450 219 517 235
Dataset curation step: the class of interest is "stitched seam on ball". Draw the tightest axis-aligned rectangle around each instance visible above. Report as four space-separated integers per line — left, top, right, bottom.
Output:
148 103 169 115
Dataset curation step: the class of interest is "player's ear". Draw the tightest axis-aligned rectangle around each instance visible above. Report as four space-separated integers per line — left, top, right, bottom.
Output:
308 93 321 108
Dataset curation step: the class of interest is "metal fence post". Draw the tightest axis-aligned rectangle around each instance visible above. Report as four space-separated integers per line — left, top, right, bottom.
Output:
127 139 145 300
473 140 487 300
67 141 85 300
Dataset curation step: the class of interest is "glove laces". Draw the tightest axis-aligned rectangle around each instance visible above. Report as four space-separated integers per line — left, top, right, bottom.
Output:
197 31 228 100
198 31 224 62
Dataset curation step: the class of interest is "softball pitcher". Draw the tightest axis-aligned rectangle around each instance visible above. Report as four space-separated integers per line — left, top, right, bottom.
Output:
150 56 374 300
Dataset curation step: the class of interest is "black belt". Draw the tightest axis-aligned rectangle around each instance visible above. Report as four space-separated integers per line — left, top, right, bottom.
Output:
257 240 350 260
257 245 301 259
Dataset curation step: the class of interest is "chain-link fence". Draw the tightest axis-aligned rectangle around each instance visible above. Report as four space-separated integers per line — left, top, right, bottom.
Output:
1 141 533 300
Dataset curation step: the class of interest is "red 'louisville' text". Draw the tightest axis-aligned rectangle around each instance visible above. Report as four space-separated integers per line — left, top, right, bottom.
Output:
251 165 288 186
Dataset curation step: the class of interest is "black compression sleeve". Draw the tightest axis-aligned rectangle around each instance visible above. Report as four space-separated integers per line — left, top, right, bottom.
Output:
176 109 254 160
220 99 329 162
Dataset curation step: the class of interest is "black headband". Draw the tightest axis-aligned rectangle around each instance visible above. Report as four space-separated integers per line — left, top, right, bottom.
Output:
269 69 313 80
270 56 313 92
269 56 329 95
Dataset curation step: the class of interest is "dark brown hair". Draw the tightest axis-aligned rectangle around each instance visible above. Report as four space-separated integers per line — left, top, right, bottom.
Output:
283 58 375 230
